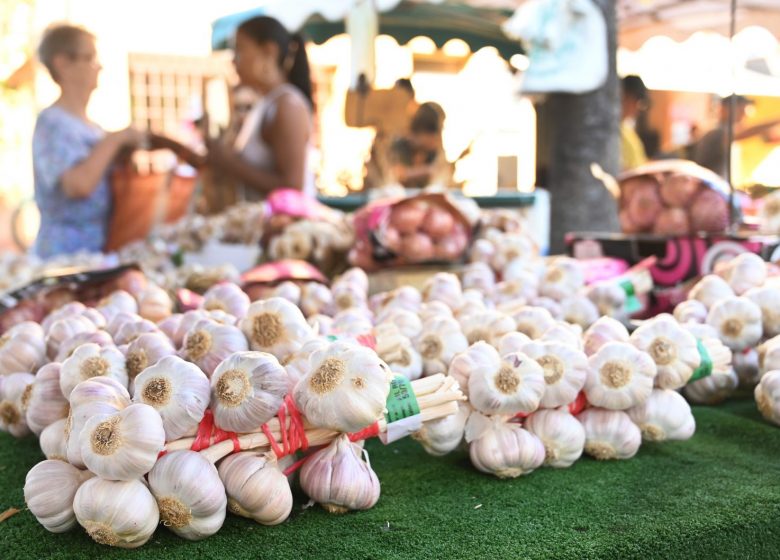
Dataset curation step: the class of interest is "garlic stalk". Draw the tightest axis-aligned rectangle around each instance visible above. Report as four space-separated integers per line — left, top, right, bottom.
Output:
240 297 314 361
25 460 94 533
467 413 545 478
585 342 656 410
0 372 35 437
755 370 780 426
202 282 250 319
524 408 585 468
577 408 641 460
0 321 46 375
627 389 695 441
24 362 69 436
521 341 588 408
374 323 423 381
415 316 469 376
630 314 700 389
60 343 128 399
218 451 293 525
706 296 763 351
181 319 248 377
413 401 471 456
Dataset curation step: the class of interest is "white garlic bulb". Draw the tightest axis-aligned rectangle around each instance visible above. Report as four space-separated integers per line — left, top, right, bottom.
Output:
133 355 210 440
125 332 176 389
413 402 470 456
40 417 68 460
416 316 468 376
585 342 656 410
468 349 545 415
683 368 738 405
630 314 700 389
97 290 138 321
24 362 69 436
467 414 545 478
583 317 630 357
218 451 292 525
461 262 496 293
540 322 584 350
55 330 114 363
157 313 184 344
422 272 463 309
300 282 335 317
524 408 585 468
137 285 173 323
181 319 248 377
79 403 166 480
756 370 780 425
332 282 367 311
528 297 564 320
456 292 489 320
81 307 108 330
745 286 780 338
540 257 584 301
511 306 557 339
307 313 334 336
370 286 421 314
0 321 45 376
706 296 762 351
42 302 87 334
240 297 314 361
459 310 516 346
673 300 709 325
211 351 288 432
577 408 641 460
521 341 588 408
284 338 329 392
585 282 627 318
74 477 159 548
46 315 97 359
688 274 734 309
60 343 128 399
497 331 533 357
148 450 226 540
0 372 35 437
725 252 766 295
105 311 143 339
202 282 250 319
299 434 381 513
560 296 600 329
25 459 94 533
114 318 160 346
419 300 454 322
627 388 695 441
490 278 535 306
375 307 423 339
168 310 211 347
331 308 374 336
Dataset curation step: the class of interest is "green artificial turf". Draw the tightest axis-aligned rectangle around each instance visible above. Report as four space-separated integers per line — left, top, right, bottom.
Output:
2 399 780 560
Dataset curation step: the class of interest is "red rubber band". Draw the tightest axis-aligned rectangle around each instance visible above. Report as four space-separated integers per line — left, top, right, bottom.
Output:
262 422 284 457
285 396 308 452
348 421 380 442
568 391 588 416
213 427 241 453
157 450 168 459
191 410 215 451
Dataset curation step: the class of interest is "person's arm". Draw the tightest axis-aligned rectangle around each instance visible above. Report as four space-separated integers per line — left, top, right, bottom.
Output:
734 118 780 141
148 133 207 168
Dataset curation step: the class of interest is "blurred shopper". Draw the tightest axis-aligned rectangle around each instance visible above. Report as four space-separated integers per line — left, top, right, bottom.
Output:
389 102 453 189
32 24 143 258
620 75 649 171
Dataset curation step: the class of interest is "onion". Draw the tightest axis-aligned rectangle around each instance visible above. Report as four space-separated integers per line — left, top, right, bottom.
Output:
434 237 464 261
401 233 434 262
619 209 641 234
653 208 690 236
626 180 662 230
660 174 701 208
383 226 402 252
690 189 729 233
422 206 455 239
389 201 428 234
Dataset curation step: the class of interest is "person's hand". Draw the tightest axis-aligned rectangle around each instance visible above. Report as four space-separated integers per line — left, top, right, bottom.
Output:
113 126 146 149
205 137 236 170
148 132 179 152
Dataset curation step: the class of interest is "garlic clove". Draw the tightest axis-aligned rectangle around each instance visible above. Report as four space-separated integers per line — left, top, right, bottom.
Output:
524 408 585 468
218 451 293 525
0 321 46 376
627 388 695 441
577 408 641 460
24 362 69 436
60 343 128 399
585 341 656 410
181 319 248 377
521 341 588 408
25 459 94 533
240 297 314 362
468 413 545 478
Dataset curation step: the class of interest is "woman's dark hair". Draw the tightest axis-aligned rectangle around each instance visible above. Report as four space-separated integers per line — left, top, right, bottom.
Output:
237 16 313 108
38 24 94 82
411 102 445 135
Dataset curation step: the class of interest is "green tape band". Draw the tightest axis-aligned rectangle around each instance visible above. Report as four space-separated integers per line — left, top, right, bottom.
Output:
384 375 420 423
619 280 642 314
689 339 713 383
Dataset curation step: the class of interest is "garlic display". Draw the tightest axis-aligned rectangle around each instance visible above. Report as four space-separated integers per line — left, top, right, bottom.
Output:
210 351 288 432
218 451 293 525
413 402 471 456
577 408 641 460
706 296 762 351
630 314 699 389
24 362 69 436
294 341 393 432
468 348 545 415
375 307 423 339
374 324 423 381
627 389 695 441
725 252 766 295
585 342 656 409
467 414 545 478
74 477 159 548
148 451 226 540
181 319 248 377
673 300 708 324
560 296 600 329
202 282 250 319
688 275 734 309
511 306 557 339
0 321 46 375
300 282 335 317
114 318 160 346
299 434 381 513
422 272 463 309
459 310 516 346
40 417 68 460
46 315 97 359
133 355 210 440
745 286 780 338
540 257 584 301
521 341 588 408
524 408 585 468
125 332 176 388
55 330 114 363
683 368 739 405
755 370 780 425
0 372 35 437
497 332 533 357
79 403 166 480
25 459 93 533
415 316 469 376
60 343 128 399
240 297 314 361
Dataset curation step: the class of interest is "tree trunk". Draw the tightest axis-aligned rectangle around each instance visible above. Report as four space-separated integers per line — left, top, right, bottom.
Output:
546 0 620 254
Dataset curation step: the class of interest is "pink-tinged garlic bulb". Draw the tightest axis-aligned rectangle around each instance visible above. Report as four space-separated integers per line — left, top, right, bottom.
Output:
511 306 557 339
673 300 708 325
413 401 471 456
169 310 211 347
218 452 293 525
80 307 107 330
210 351 287 432
416 316 469 376
0 321 45 375
300 282 335 317
375 307 423 339
105 311 143 339
468 348 545 415
524 408 585 468
240 297 314 362
299 434 381 514
459 310 516 346
133 355 210 440
466 413 545 478
60 343 128 399
97 290 138 322
461 262 496 294
125 332 176 390
181 319 248 377
469 238 495 265
706 296 763 351
137 285 173 323
201 282 250 319
521 341 588 408
25 459 94 533
583 317 630 357
540 257 584 301
497 332 533 357
683 368 738 405
585 342 656 410
114 318 160 346
627 389 695 441
630 314 700 389
335 267 369 293
448 341 497 398
540 322 584 350
577 408 641 460
422 272 463 310
688 275 734 309
157 313 183 344
725 252 766 295
42 302 87 334
0 372 35 437
40 417 68 460
755 370 780 426
24 363 68 436
46 315 97 359
55 330 114 363
560 296 600 329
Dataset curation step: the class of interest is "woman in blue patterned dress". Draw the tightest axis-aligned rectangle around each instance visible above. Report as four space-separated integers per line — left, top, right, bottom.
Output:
32 24 143 258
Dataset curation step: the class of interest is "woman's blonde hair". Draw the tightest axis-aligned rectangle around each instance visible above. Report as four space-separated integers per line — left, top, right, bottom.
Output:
38 24 94 82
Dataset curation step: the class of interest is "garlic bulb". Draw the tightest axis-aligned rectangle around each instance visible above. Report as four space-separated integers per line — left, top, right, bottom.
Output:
511 306 556 339
148 450 226 540
585 282 627 318
307 313 334 336
125 332 176 388
630 314 699 389
375 307 423 339
332 282 367 311
79 403 166 480
673 300 708 324
585 342 656 409
521 341 588 408
489 233 537 271
211 351 288 432
540 322 584 350
459 310 516 346
706 296 762 351
81 307 108 330
240 297 314 361
524 408 585 468
370 286 421 314
374 324 423 381
683 368 738 405
415 316 468 376
202 282 250 319
461 262 496 293
467 414 545 478
157 313 184 344
725 252 766 295
42 302 87 333
456 292 489 320
419 300 454 321
422 272 463 309
25 460 93 533
46 315 97 359
168 310 211 347
335 267 369 294
491 278 536 306
627 389 695 441
745 286 780 338
756 370 780 425
470 237 495 264
97 290 138 321
413 402 470 456
299 434 381 513
40 417 68 460
577 408 641 460
689 274 734 309
294 341 393 433
105 311 143 339
74 477 159 548
0 372 35 437
114 318 159 346
497 332 533 357
560 296 600 329
540 257 584 301
55 330 114 363
529 297 564 320
736 348 761 386
133 355 210 440
300 282 335 317
331 308 374 336
0 321 45 375
25 362 69 436
60 343 128 399
468 348 545 415
137 285 173 323
284 338 329 391
218 451 292 525
181 319 248 377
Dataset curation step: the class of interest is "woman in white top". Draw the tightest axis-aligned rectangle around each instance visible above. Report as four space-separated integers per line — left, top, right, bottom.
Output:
207 16 316 199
